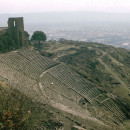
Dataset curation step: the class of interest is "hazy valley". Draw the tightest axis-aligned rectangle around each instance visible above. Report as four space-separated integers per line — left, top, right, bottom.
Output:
0 13 130 129
1 12 130 49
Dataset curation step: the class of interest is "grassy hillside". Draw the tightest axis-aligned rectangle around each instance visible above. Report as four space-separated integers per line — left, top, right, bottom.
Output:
0 82 113 130
38 40 130 115
0 39 130 129
0 82 63 129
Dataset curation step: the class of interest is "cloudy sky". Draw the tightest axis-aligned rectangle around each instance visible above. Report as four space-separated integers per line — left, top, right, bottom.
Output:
0 0 130 13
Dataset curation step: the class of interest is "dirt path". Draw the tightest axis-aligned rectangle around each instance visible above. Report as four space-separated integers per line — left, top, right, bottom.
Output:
38 82 107 127
98 51 128 89
39 63 60 78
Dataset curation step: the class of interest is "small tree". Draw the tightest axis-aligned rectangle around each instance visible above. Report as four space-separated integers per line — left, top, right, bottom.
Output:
31 31 47 45
2 36 15 51
24 31 30 39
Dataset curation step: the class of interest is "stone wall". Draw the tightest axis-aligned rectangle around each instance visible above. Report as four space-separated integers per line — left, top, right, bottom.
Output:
8 17 24 48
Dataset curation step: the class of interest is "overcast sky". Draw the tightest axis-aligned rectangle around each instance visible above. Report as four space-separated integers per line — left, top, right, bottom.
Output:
0 0 130 14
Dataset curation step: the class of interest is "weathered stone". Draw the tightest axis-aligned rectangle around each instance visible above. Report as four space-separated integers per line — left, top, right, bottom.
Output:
71 126 87 130
8 17 24 48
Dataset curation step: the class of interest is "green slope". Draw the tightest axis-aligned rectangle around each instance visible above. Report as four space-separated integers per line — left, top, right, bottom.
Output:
0 40 130 129
0 83 63 129
39 40 130 115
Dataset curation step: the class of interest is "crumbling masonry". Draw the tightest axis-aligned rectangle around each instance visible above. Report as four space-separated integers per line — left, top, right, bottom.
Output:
8 17 24 48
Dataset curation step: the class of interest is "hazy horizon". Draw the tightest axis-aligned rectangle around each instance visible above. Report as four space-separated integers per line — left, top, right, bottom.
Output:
1 12 130 26
1 0 130 14
1 1 130 50
1 11 130 15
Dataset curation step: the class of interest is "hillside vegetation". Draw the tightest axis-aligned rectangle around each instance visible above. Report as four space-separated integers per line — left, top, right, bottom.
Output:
0 39 130 129
0 82 63 129
38 40 130 115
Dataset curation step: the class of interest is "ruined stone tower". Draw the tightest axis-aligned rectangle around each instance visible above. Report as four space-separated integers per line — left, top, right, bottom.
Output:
8 17 24 48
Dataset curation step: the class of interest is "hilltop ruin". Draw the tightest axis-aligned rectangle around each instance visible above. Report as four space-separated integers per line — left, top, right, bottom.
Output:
8 17 24 48
0 17 24 51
